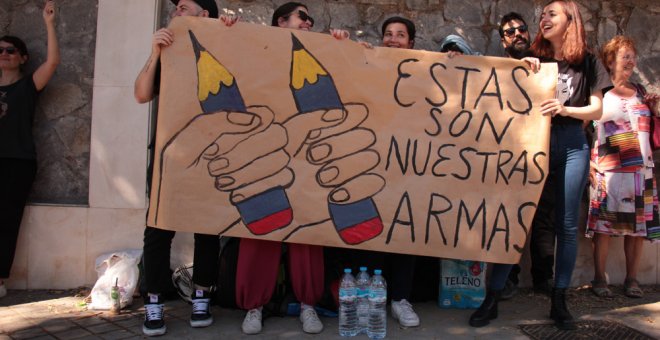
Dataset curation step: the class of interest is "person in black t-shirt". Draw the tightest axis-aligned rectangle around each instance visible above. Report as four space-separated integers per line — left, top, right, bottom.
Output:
133 0 238 337
0 0 60 300
470 1 611 331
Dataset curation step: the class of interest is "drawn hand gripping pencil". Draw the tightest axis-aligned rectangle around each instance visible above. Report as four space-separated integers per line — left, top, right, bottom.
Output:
156 30 385 245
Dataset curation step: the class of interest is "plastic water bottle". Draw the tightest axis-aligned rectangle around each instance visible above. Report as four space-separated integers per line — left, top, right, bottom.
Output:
368 269 387 339
356 266 371 334
338 268 358 337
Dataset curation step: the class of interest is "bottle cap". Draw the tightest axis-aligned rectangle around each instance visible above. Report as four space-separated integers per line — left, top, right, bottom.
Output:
344 268 352 273
359 266 367 272
374 269 382 275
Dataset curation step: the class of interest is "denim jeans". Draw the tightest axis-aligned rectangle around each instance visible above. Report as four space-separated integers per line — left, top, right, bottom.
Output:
489 122 589 291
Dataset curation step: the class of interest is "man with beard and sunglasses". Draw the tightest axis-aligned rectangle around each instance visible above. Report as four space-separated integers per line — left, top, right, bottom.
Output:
496 12 557 301
499 12 533 59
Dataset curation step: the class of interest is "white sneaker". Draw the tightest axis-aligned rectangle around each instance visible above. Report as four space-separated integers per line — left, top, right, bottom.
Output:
391 299 420 327
300 306 323 334
0 283 6 298
242 308 262 335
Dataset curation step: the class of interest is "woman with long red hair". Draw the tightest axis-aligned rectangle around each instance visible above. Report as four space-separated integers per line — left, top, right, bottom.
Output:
469 1 611 330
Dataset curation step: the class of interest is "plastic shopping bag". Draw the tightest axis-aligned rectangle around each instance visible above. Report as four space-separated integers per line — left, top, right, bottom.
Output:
89 249 142 310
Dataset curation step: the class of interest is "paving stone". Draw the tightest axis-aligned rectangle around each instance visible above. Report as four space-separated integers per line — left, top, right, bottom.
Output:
72 316 107 327
27 335 57 340
167 306 191 319
98 329 135 340
114 317 142 329
100 313 133 322
121 322 143 335
25 309 61 321
52 327 94 339
2 284 660 339
86 322 121 334
0 309 18 318
0 317 35 334
72 336 103 340
39 319 77 333
9 327 47 339
8 305 38 316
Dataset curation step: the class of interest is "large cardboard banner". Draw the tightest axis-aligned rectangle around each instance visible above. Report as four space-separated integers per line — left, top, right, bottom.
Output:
148 17 558 264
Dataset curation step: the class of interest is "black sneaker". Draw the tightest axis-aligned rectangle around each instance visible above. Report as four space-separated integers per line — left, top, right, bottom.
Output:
143 295 166 336
190 289 213 328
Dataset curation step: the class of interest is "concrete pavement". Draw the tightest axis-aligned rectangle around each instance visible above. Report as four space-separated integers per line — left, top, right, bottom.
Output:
1 286 658 339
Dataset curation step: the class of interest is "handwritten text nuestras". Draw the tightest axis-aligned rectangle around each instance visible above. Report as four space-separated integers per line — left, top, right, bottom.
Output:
383 57 546 254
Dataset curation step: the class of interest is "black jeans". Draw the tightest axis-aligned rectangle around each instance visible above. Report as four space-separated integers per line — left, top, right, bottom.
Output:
0 158 37 278
529 173 556 286
142 226 219 293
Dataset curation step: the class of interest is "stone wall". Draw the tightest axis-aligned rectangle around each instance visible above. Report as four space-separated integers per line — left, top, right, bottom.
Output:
163 0 660 91
3 0 660 205
1 0 96 204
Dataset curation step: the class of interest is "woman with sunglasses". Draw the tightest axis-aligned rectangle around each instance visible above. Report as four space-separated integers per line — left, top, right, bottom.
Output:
469 1 611 330
235 2 353 335
272 2 315 30
587 36 660 299
0 0 60 299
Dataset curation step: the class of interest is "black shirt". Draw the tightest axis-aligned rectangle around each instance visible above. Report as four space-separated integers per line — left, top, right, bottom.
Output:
0 74 39 159
541 53 612 125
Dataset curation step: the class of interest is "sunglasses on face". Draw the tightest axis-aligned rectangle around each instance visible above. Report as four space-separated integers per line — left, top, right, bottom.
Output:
0 47 18 55
503 25 528 37
288 10 314 27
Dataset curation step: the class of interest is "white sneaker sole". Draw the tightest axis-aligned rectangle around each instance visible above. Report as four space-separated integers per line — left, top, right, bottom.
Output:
397 320 420 328
142 325 167 336
190 316 213 328
242 326 262 335
302 325 324 334
392 314 420 328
